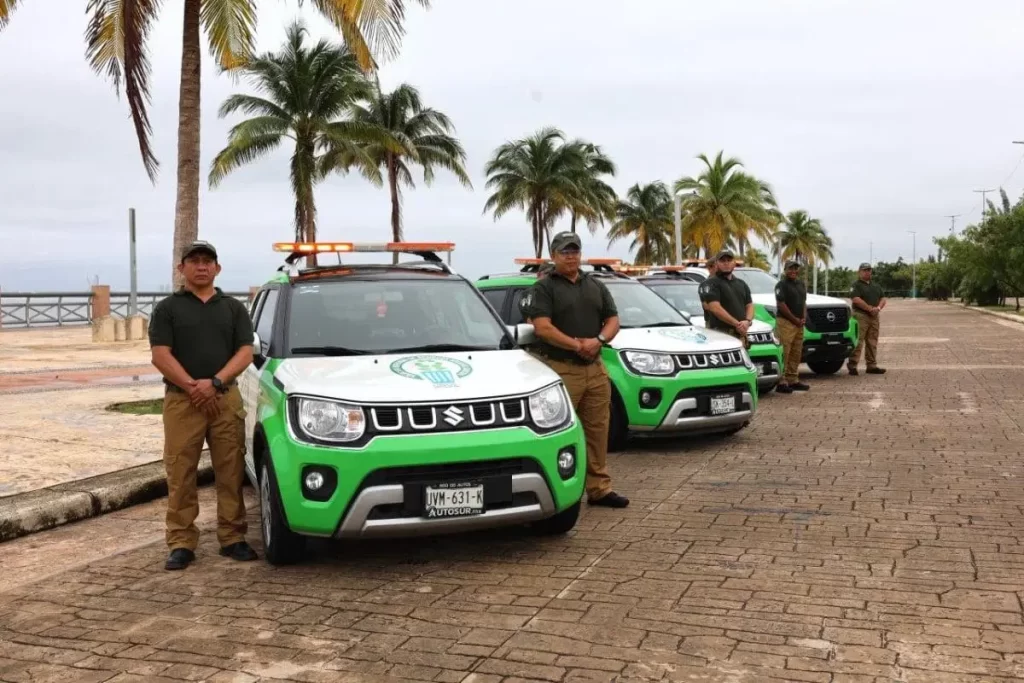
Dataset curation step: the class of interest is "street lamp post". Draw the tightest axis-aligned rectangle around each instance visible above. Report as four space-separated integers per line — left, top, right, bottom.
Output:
908 230 916 299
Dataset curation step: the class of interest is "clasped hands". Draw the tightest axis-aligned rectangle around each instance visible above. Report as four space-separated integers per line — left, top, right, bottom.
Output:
574 337 602 361
184 378 221 417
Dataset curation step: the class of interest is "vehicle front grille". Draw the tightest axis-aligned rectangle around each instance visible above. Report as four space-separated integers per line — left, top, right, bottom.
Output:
366 396 537 436
675 350 746 370
806 306 849 333
747 332 775 345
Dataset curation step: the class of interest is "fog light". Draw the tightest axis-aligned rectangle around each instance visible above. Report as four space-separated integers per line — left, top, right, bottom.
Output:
304 471 324 491
557 447 576 480
300 466 337 502
639 388 662 409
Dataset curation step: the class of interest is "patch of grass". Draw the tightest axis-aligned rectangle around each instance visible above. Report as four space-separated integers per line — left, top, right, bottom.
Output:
106 399 163 415
980 305 1024 317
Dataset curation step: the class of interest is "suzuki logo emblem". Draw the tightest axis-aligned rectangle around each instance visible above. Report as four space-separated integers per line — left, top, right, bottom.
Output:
826 311 836 322
709 354 721 366
442 406 464 426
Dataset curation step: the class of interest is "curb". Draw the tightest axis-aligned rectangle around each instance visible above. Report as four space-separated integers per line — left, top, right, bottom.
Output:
946 301 1024 326
0 451 213 543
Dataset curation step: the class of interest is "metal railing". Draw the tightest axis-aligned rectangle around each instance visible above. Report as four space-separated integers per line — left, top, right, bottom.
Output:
0 291 250 328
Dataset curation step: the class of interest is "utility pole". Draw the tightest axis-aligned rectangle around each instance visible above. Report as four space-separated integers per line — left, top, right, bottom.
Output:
974 189 995 224
128 208 138 317
908 231 917 299
672 191 683 265
869 241 873 265
945 214 961 235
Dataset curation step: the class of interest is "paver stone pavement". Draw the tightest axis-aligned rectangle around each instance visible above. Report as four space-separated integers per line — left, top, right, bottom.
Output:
1 301 1023 682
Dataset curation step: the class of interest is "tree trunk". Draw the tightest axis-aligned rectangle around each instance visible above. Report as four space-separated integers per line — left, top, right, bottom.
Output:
171 0 202 289
388 155 402 264
570 211 577 233
291 135 317 266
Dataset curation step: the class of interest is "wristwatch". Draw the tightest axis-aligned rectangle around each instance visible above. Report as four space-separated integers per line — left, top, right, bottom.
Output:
211 377 226 393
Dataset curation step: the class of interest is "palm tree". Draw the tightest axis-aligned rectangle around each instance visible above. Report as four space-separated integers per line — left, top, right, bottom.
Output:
744 247 772 272
1 0 429 286
673 151 777 258
483 128 588 257
607 182 675 265
208 22 391 255
565 142 617 235
348 83 471 260
775 210 834 271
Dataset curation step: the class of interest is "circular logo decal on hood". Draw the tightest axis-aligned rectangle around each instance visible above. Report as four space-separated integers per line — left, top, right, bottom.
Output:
390 355 473 388
657 328 708 344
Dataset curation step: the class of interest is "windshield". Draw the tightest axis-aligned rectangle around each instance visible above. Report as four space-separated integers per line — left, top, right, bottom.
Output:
732 268 778 295
287 278 510 355
644 281 704 317
605 281 690 329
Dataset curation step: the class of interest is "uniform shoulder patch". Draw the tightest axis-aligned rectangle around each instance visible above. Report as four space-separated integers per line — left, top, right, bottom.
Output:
774 283 782 297
699 282 711 295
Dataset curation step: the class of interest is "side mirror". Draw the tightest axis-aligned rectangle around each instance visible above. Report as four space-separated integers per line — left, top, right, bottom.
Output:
514 323 536 346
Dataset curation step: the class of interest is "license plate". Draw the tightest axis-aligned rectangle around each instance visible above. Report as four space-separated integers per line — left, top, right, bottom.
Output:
424 483 484 519
710 396 735 415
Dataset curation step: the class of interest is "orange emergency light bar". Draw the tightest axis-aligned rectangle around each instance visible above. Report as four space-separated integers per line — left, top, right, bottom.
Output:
617 265 651 274
274 241 455 254
582 258 622 266
513 257 551 265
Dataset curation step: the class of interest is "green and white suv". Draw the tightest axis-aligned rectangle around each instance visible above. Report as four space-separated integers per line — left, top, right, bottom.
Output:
673 266 859 376
636 273 783 393
240 242 586 565
475 260 759 451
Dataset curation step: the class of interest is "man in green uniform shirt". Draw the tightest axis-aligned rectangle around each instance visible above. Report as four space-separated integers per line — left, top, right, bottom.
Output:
848 262 887 375
529 232 629 508
149 241 258 570
698 250 754 348
774 260 809 393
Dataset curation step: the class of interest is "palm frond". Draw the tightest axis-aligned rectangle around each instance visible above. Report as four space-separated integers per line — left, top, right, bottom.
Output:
305 0 429 71
0 0 22 29
208 134 283 188
200 0 256 70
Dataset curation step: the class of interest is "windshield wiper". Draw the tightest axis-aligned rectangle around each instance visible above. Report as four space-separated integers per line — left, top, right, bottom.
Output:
381 343 496 354
290 346 374 356
621 321 687 329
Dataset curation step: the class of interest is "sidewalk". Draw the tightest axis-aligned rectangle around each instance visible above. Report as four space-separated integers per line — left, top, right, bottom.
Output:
0 327 210 541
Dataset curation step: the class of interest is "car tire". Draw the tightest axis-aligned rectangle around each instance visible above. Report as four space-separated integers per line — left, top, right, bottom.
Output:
607 392 628 453
532 501 581 535
807 358 845 375
259 460 305 566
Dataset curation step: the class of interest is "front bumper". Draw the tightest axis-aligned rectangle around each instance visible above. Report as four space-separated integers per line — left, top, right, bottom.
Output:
637 385 755 435
263 418 585 539
749 343 782 389
801 335 854 362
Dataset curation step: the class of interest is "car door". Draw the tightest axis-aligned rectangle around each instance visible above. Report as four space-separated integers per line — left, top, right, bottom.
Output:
241 287 279 483
480 287 509 322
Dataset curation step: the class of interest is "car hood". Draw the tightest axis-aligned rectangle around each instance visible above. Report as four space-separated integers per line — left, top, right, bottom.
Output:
610 326 742 353
751 292 850 308
273 350 558 403
689 316 773 334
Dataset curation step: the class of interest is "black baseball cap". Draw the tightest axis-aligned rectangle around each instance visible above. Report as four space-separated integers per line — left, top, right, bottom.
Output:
785 259 802 269
858 262 872 271
715 249 735 262
550 231 582 253
181 240 218 263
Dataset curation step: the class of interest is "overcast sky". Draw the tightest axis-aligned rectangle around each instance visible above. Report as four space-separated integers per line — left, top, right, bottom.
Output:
2 0 1024 292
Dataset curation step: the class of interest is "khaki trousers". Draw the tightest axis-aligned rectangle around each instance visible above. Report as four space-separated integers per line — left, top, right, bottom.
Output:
162 385 248 551
850 312 880 369
776 318 804 384
716 326 750 349
541 357 613 501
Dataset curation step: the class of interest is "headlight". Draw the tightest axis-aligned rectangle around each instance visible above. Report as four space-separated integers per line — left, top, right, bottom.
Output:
622 350 676 376
529 384 570 429
294 398 365 443
740 347 755 370
763 305 777 318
